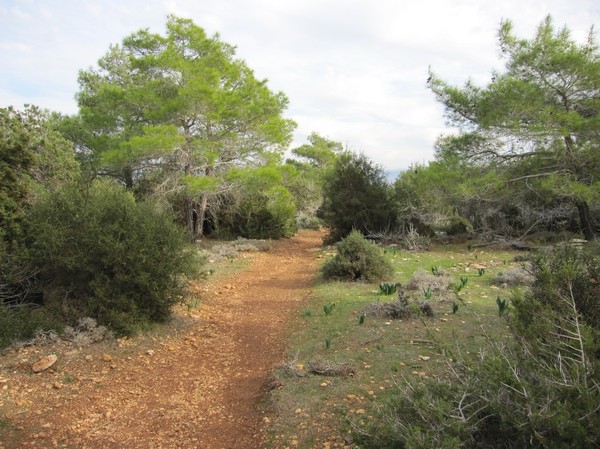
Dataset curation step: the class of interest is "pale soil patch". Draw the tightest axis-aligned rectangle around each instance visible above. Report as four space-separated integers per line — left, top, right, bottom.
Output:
0 229 324 449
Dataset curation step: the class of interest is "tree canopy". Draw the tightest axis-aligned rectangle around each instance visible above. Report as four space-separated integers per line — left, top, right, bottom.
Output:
428 16 600 239
75 15 295 237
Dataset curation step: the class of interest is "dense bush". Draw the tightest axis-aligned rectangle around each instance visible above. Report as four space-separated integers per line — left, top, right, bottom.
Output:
523 242 600 330
320 152 395 243
353 242 600 449
26 180 199 335
321 230 393 282
231 185 297 239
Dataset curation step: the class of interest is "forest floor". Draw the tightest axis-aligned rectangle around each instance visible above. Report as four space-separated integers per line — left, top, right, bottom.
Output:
0 229 325 449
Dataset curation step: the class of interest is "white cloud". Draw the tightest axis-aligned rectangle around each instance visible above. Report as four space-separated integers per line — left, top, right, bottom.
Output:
1 0 599 169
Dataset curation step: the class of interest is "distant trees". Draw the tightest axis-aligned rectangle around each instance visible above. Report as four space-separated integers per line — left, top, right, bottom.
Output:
286 132 343 230
428 16 600 239
75 15 295 238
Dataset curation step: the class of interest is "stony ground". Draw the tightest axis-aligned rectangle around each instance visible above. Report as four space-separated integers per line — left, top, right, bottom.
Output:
0 229 324 449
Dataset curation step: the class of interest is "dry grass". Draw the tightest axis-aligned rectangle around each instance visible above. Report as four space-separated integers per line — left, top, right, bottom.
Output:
493 267 535 287
405 269 453 293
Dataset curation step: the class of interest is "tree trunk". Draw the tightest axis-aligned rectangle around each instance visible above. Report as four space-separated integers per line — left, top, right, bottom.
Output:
576 199 597 240
184 195 195 242
196 193 209 238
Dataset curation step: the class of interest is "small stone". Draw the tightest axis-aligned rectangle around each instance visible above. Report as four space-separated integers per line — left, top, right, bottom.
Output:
320 382 328 387
440 318 448 322
418 355 431 361
294 408 303 414
146 350 155 356
102 354 112 362
32 354 58 373
84 355 93 361
355 409 366 414
53 382 63 390
262 416 271 423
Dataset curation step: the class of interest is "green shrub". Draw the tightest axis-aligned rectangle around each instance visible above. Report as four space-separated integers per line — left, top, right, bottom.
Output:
321 230 393 282
524 242 600 330
231 186 297 239
0 304 63 349
442 215 472 236
354 334 600 449
26 180 199 335
320 152 396 243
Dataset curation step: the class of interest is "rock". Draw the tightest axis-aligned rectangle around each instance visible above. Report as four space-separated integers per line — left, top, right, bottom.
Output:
294 408 302 414
84 355 93 361
32 354 58 373
102 354 112 362
53 382 63 390
418 355 430 361
355 409 366 414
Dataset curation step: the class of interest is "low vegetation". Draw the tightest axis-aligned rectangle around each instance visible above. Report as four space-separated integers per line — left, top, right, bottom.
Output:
321 231 393 282
265 240 599 448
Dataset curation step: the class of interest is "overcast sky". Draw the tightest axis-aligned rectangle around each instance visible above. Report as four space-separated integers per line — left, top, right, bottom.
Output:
1 0 599 170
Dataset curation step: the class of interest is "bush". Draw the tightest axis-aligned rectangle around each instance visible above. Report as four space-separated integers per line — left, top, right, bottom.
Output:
493 267 535 287
354 333 600 449
321 230 393 282
26 180 199 335
320 152 395 243
0 304 63 349
524 242 600 330
231 186 297 239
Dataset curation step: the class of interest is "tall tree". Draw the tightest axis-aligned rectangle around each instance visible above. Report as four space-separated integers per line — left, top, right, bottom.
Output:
76 16 295 237
428 16 600 239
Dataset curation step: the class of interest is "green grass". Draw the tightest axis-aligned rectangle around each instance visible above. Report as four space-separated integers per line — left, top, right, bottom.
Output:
264 243 528 448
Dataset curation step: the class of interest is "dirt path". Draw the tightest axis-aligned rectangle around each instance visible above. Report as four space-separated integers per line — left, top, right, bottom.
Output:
0 229 324 449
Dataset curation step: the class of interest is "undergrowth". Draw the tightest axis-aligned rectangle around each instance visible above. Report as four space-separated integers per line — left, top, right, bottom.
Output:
265 242 523 448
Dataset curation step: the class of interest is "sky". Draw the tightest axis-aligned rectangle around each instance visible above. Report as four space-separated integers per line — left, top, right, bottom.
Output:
1 0 599 170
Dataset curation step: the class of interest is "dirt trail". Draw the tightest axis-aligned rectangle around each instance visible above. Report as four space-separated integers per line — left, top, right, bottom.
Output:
0 229 324 449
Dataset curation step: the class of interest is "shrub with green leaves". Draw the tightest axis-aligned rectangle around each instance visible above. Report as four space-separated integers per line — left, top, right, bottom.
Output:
321 230 393 282
0 304 63 349
320 152 396 243
523 241 600 330
354 330 599 449
26 180 199 335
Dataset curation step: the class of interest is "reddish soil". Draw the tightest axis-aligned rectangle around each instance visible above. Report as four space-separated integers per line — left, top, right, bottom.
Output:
0 229 324 449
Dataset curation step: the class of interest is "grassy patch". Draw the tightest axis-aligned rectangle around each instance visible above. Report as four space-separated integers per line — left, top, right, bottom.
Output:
264 243 528 448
